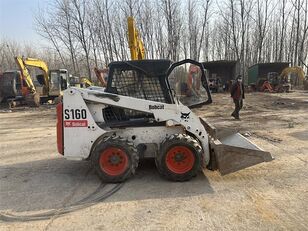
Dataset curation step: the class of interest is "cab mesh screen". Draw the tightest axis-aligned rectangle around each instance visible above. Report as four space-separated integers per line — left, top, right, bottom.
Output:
111 69 166 102
103 68 166 122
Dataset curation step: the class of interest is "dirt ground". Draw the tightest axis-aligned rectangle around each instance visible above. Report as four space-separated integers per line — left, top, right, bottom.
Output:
0 91 307 231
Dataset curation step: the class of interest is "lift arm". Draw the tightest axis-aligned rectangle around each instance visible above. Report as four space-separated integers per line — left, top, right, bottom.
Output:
15 57 36 94
127 17 145 60
23 58 49 87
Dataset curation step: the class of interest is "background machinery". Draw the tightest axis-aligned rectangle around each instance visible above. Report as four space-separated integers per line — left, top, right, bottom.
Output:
0 57 69 106
280 66 305 86
259 66 305 93
94 67 108 87
57 59 273 183
0 70 24 106
69 75 81 88
80 77 93 88
260 72 290 93
208 77 222 93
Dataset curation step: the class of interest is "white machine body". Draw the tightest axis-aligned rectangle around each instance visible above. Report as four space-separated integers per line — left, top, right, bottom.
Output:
59 87 210 164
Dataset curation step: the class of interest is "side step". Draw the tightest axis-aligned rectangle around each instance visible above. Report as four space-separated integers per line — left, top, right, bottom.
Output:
200 118 274 175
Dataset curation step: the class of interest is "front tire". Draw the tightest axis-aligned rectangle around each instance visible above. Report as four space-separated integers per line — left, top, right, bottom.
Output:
156 134 202 181
91 136 139 183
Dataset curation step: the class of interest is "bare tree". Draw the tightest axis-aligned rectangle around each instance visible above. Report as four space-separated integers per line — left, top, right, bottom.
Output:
55 0 79 74
256 0 270 62
35 9 66 67
71 0 92 79
28 0 307 79
161 0 182 60
278 0 289 61
298 0 308 66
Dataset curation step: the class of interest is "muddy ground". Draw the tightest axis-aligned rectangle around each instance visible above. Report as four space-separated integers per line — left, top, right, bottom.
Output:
0 91 307 230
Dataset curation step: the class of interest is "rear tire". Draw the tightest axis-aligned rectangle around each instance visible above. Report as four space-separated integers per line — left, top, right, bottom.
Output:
156 134 202 181
91 136 139 183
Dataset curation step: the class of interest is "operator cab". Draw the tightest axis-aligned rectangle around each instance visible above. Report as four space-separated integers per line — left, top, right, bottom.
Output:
69 75 81 87
106 59 211 107
167 61 211 107
49 69 69 96
103 59 212 125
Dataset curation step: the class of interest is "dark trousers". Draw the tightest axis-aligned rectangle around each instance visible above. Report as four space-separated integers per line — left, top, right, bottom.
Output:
232 99 243 118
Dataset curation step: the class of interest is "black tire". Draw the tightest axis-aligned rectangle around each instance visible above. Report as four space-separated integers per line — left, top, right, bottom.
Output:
91 136 139 183
156 134 202 182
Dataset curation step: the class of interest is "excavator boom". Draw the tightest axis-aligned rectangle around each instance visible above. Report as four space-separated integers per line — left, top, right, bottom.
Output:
15 57 36 94
15 57 49 94
23 57 49 88
127 17 145 60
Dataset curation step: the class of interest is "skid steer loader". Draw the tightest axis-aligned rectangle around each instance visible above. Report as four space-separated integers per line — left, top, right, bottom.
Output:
57 59 273 182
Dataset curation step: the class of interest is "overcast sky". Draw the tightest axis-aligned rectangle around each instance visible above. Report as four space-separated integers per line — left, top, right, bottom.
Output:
0 0 50 43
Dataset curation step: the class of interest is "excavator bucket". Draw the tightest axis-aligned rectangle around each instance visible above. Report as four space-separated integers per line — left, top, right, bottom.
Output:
200 118 274 175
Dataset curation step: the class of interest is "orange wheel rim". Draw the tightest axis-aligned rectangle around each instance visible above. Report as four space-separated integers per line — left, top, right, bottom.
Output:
165 146 195 174
99 147 128 176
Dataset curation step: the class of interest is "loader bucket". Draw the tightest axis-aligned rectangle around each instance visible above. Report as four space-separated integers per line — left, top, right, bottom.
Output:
200 118 274 175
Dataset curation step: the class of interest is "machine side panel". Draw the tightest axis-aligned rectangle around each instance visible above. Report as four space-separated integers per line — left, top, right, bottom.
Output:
63 90 107 159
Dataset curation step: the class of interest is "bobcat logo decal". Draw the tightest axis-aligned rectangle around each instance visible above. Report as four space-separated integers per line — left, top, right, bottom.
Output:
181 112 190 119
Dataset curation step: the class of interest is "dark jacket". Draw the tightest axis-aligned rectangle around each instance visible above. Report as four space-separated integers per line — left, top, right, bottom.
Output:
230 82 245 100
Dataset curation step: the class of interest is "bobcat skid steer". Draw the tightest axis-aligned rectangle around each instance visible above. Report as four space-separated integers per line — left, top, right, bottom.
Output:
57 59 273 182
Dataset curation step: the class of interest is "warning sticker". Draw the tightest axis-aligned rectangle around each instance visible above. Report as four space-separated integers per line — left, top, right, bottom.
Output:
64 120 88 127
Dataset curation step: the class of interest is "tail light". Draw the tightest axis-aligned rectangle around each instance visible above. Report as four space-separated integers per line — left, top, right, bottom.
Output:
56 103 64 155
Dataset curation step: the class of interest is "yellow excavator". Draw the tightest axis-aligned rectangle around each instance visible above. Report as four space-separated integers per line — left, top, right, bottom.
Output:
80 77 93 88
14 57 49 106
16 57 70 106
127 16 145 60
0 57 69 107
279 66 305 86
260 66 305 93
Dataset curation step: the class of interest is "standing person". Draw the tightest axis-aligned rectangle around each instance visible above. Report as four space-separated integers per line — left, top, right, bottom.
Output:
230 75 245 120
